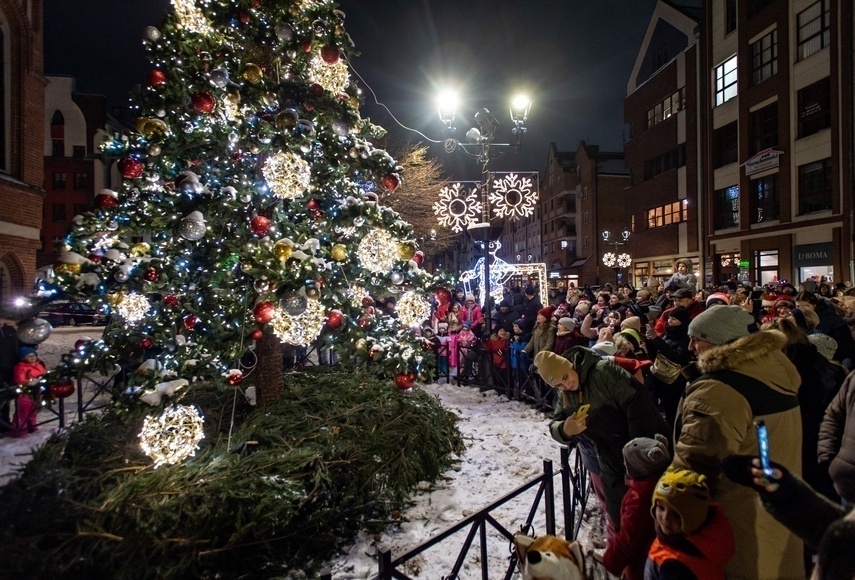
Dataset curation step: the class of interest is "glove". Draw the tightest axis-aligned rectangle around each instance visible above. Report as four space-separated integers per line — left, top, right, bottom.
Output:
721 454 796 497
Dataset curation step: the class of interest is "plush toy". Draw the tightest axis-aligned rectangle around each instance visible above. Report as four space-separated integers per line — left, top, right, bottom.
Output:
514 533 587 580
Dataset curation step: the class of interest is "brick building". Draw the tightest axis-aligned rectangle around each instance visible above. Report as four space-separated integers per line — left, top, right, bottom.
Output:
0 0 44 304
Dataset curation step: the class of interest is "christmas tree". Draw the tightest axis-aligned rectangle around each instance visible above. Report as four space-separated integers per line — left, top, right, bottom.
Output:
49 0 444 410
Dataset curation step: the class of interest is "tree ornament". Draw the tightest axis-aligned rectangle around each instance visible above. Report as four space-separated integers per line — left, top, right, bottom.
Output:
18 318 51 345
390 272 404 285
326 309 344 330
191 91 217 114
139 404 205 468
178 211 207 241
275 21 294 41
209 67 229 88
320 44 340 64
115 293 152 325
272 239 294 261
262 151 311 199
394 372 415 390
301 40 313 52
307 198 321 211
397 291 432 328
253 301 276 324
309 83 324 97
363 191 379 203
95 188 119 208
358 313 373 328
357 228 399 274
50 378 76 399
143 267 160 282
250 329 263 341
140 337 154 349
226 369 244 386
412 251 425 266
250 215 271 237
330 243 347 262
397 241 416 261
130 242 151 256
163 294 179 307
369 344 384 360
118 157 144 179
148 69 166 87
270 297 325 346
142 118 169 138
74 338 92 351
307 54 349 93
143 26 162 42
183 314 198 330
306 286 321 300
242 63 264 84
275 108 299 129
361 296 375 308
280 291 308 316
382 173 400 191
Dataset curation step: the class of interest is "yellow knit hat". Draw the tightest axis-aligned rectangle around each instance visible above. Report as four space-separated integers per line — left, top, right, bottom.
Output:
533 351 573 387
651 467 711 534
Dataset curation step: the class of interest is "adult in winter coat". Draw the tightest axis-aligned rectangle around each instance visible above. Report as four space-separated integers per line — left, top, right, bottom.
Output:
517 286 543 322
653 288 704 336
673 306 805 579
533 348 669 530
645 306 693 430
491 300 515 333
796 291 855 370
523 306 556 358
818 370 855 505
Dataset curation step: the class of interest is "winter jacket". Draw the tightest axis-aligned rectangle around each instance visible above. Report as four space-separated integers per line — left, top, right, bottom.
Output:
818 371 855 503
654 301 704 336
509 333 531 370
460 304 482 327
554 328 580 355
483 337 508 369
491 307 516 333
672 330 805 579
815 299 855 367
523 323 556 357
13 359 46 385
665 271 698 294
644 504 734 580
603 474 660 580
518 296 543 322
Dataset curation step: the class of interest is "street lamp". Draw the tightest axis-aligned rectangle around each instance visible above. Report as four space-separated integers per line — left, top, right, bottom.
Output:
602 228 632 284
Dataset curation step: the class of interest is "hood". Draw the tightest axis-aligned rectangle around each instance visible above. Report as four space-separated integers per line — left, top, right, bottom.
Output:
566 346 604 386
697 330 800 395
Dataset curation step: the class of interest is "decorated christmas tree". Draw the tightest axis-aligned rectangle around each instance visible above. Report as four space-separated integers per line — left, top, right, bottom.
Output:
47 0 444 410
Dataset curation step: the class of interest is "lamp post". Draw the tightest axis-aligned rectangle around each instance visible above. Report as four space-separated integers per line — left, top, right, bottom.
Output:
435 90 532 334
601 228 632 285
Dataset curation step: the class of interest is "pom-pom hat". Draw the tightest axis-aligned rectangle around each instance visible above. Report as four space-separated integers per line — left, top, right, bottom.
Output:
538 305 556 320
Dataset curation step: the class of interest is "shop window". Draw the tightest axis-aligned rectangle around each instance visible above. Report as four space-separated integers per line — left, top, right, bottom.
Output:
714 186 740 229
797 78 831 138
750 103 778 155
715 55 738 106
752 174 779 223
798 159 832 214
754 249 779 286
797 0 831 61
715 121 739 167
751 30 777 85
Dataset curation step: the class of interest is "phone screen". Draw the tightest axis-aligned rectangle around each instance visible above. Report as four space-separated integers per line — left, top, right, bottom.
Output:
755 419 773 477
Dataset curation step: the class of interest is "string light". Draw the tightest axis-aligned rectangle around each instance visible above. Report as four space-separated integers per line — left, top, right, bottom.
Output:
356 228 398 274
139 404 205 468
171 0 213 36
396 291 431 328
262 151 311 199
270 298 326 346
115 293 152 325
307 54 350 94
489 172 538 220
617 253 632 268
433 182 482 233
603 252 617 267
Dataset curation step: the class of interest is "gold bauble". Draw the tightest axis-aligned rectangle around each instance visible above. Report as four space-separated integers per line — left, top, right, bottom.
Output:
275 109 298 129
54 262 81 275
106 292 125 307
348 96 360 109
226 89 241 105
134 117 150 133
130 242 152 257
242 63 264 84
143 118 168 138
262 91 278 107
272 239 294 261
330 243 348 262
397 242 417 261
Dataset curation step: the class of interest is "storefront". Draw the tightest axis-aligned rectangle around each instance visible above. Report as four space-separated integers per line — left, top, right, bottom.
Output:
794 242 834 285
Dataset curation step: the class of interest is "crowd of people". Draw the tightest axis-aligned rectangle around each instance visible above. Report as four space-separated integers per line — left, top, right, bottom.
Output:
421 261 855 579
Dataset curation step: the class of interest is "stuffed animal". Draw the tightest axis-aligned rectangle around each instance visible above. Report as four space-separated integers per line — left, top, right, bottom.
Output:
514 533 586 580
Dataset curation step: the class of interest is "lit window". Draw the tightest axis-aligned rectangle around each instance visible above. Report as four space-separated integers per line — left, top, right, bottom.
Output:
715 55 738 106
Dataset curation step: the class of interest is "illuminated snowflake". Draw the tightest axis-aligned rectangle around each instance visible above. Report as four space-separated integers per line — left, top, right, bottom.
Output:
617 253 632 268
602 252 617 267
433 182 482 233
489 172 538 221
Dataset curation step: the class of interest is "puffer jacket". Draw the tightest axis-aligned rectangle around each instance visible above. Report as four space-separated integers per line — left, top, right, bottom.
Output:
523 323 556 357
672 330 804 580
818 372 855 503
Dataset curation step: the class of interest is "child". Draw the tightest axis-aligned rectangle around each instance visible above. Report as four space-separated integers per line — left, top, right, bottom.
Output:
422 327 444 378
604 435 671 580
483 327 510 389
435 323 450 376
509 318 533 387
645 467 735 580
12 346 45 437
456 323 478 382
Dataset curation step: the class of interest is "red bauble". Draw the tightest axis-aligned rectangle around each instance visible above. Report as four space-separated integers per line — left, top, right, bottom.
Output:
95 191 119 208
183 314 198 330
87 254 102 264
250 215 271 237
325 309 344 330
239 11 250 24
163 294 179 307
148 69 166 87
309 83 324 97
74 338 91 351
307 198 320 211
191 91 217 114
301 40 313 52
312 210 324 221
118 157 144 179
361 296 375 308
227 370 244 386
304 102 315 111
394 372 415 390
250 329 264 341
253 301 276 324
381 173 400 191
143 267 159 282
50 378 76 399
412 251 425 266
364 306 375 315
358 313 373 328
140 338 153 349
320 44 340 64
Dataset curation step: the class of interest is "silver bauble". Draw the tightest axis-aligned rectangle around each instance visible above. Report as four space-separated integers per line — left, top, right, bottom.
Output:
105 220 119 231
391 272 404 285
275 22 294 42
148 145 161 156
180 179 204 196
280 291 307 316
228 132 239 145
114 269 130 282
240 193 252 203
353 217 365 227
155 109 166 118
18 317 52 345
253 277 270 292
209 68 229 88
178 211 206 241
144 26 162 42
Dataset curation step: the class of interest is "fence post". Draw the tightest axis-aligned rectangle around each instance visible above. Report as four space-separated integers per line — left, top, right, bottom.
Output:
543 459 555 536
378 548 393 579
560 445 573 540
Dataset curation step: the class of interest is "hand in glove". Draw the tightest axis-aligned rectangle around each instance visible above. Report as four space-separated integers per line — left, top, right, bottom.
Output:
721 454 794 496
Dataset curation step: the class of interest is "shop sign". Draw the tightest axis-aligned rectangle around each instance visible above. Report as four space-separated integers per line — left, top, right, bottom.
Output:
743 149 783 177
794 242 833 267
738 259 750 270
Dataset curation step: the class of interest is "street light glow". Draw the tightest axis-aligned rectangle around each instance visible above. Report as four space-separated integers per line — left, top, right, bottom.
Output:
510 94 531 123
436 88 459 124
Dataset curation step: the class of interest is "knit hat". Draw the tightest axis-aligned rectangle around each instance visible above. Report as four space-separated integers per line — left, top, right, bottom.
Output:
687 305 753 346
672 288 693 300
437 322 449 331
621 316 642 333
465 293 476 303
558 317 577 332
668 306 691 325
652 467 711 534
617 328 642 351
524 286 536 296
591 341 618 356
761 294 778 308
513 318 532 332
623 434 671 480
774 295 795 311
499 300 511 309
809 333 838 361
533 351 573 387
538 305 556 320
706 292 730 307
18 346 37 359
574 302 590 316
637 289 652 301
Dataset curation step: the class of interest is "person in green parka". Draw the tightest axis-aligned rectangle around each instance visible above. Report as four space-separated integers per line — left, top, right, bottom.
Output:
534 348 670 531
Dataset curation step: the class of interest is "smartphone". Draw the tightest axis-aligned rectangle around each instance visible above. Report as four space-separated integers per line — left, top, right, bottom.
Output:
755 419 774 478
575 404 591 420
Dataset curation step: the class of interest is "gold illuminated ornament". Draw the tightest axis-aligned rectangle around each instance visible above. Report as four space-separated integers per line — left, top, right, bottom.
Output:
170 0 213 35
139 404 205 468
489 172 538 221
357 228 398 274
130 242 152 257
272 239 294 261
330 243 348 262
433 182 482 233
306 54 349 94
242 63 264 85
262 151 311 199
397 241 417 261
115 293 152 325
397 291 431 328
345 285 368 308
54 262 82 276
270 297 325 346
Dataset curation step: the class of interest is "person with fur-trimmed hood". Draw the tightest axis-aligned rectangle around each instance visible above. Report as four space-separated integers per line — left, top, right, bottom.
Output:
672 305 805 579
665 258 697 295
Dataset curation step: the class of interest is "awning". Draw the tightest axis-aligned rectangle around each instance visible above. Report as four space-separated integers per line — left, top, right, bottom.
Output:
568 257 589 268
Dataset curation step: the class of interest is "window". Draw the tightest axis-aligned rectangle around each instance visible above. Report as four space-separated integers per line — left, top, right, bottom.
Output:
715 122 739 167
73 172 89 190
714 186 739 229
52 139 64 157
754 250 779 286
72 145 86 158
726 0 738 34
560 240 568 249
798 78 831 138
646 88 685 129
751 30 777 85
752 174 779 223
644 145 686 179
750 103 778 154
52 203 67 222
798 159 832 214
715 55 738 106
797 0 831 61
52 172 67 189
647 201 687 229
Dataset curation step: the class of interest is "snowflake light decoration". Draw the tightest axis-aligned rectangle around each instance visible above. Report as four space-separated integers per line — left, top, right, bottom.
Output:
397 291 431 328
617 253 632 268
171 0 213 35
307 54 350 94
433 182 482 233
602 252 618 268
357 228 398 274
489 172 538 221
139 404 205 468
115 293 151 325
270 297 326 346
262 151 311 199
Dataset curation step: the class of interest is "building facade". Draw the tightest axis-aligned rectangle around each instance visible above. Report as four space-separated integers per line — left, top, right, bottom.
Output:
0 0 44 304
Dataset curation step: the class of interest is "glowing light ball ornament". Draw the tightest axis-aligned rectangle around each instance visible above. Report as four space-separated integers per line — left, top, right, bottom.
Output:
357 228 399 274
139 404 205 469
172 0 213 35
178 211 206 241
397 291 431 328
270 297 325 346
115 293 151 325
262 151 311 199
307 54 349 94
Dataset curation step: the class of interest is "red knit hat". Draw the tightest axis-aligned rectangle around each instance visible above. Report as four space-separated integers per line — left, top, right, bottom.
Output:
774 295 795 311
538 305 556 320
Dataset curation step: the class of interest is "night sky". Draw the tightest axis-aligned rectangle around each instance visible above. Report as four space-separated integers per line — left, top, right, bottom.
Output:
44 0 657 177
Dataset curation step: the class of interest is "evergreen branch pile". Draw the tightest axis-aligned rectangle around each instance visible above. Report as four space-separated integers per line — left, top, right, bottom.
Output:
0 370 462 578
